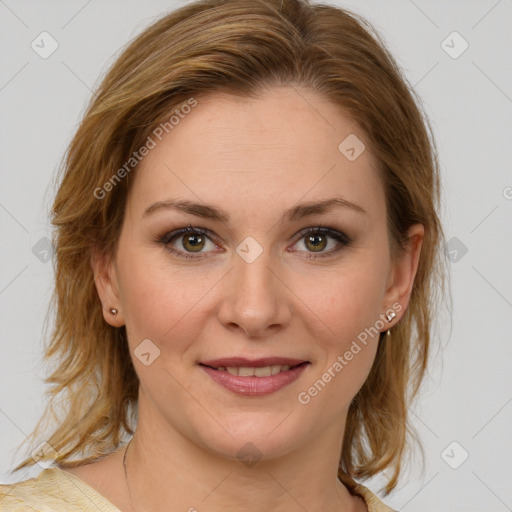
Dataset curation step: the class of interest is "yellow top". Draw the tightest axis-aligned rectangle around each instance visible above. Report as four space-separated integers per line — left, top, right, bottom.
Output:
0 467 395 511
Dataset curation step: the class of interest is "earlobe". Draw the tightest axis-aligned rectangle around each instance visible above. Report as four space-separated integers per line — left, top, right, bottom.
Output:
383 223 425 327
90 247 124 327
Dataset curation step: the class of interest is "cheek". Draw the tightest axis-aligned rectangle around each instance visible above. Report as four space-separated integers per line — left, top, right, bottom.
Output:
298 260 387 342
296 276 382 416
116 244 217 353
294 256 386 395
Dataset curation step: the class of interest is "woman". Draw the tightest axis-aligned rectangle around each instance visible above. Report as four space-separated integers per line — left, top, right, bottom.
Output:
0 0 447 510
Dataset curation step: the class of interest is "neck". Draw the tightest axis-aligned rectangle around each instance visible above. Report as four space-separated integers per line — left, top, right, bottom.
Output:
121 405 362 512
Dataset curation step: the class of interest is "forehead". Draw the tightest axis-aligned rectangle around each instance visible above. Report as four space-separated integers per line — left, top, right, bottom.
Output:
128 86 385 221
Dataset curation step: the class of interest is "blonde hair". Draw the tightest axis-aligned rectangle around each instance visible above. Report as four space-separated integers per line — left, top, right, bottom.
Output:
14 0 448 494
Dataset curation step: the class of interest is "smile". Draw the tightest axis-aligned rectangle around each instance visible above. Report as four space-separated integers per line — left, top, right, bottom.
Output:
211 364 299 377
199 361 310 396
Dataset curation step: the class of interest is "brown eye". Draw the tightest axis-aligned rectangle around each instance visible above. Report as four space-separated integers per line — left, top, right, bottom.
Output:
181 232 206 252
159 225 351 261
159 226 219 259
304 233 328 252
291 227 351 259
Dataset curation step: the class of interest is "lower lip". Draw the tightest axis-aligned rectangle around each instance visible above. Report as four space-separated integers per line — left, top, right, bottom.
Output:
200 363 309 396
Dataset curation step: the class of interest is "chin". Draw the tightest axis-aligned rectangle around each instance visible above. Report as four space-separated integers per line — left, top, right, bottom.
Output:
191 411 311 464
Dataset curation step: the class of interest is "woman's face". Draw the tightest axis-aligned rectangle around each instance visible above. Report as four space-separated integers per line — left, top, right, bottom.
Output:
95 86 422 462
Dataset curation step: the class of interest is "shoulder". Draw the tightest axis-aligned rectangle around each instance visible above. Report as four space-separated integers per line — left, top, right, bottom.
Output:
0 467 119 512
0 469 55 512
350 482 397 512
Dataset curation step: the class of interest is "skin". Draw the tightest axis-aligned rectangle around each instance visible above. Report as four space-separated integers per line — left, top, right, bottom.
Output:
65 85 424 512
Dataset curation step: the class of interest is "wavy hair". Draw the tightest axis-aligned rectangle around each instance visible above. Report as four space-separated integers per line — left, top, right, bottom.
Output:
14 0 449 494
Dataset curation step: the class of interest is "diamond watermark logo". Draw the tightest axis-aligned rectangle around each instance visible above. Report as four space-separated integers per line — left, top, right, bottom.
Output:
441 441 469 469
338 134 366 161
441 31 469 59
32 236 54 263
237 442 262 468
446 236 468 263
31 31 59 59
134 338 161 366
236 236 263 264
31 441 59 469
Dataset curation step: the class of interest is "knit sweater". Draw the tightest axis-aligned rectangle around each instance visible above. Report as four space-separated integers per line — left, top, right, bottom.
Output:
0 467 396 511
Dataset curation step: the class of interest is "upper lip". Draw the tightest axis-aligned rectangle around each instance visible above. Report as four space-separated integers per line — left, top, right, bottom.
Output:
200 357 309 368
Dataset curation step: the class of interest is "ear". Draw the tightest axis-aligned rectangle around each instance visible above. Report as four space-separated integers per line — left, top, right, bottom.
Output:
90 246 125 327
382 223 425 327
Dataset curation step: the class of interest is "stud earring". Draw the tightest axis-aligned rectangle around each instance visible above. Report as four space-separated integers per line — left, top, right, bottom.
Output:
109 307 118 318
385 311 396 322
384 310 396 338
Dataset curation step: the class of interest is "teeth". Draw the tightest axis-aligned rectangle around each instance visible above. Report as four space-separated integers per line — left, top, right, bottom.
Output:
271 365 283 375
254 366 272 377
217 365 292 377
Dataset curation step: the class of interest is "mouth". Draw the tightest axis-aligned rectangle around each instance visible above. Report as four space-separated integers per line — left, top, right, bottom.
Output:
199 361 309 377
198 357 311 396
199 357 309 376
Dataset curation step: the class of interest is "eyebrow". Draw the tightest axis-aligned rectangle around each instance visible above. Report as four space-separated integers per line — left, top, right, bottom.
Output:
142 197 366 222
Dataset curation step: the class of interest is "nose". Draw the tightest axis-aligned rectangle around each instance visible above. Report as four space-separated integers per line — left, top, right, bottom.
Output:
217 244 293 338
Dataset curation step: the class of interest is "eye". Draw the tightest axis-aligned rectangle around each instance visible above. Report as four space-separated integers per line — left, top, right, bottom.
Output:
290 227 351 259
157 225 351 260
158 225 220 259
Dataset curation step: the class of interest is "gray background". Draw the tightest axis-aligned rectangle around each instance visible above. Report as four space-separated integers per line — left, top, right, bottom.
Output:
1 1 511 510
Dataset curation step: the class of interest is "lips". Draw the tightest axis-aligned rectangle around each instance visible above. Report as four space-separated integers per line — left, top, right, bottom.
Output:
198 357 311 396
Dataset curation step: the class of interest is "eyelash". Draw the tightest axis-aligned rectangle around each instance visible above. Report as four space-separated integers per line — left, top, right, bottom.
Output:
157 224 352 261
